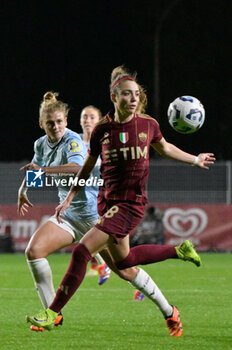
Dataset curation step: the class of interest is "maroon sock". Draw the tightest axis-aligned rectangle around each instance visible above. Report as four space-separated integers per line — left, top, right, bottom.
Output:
90 256 98 268
49 243 92 313
116 244 178 270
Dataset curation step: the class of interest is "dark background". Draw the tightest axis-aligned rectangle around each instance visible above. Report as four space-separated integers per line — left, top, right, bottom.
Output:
1 0 231 161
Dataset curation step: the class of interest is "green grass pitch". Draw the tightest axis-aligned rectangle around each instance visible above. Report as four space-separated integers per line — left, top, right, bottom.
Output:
0 253 231 350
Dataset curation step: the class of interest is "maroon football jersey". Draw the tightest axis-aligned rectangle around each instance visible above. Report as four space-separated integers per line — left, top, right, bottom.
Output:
90 112 163 202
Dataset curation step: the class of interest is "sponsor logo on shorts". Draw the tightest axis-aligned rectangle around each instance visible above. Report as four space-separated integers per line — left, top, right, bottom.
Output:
97 217 105 226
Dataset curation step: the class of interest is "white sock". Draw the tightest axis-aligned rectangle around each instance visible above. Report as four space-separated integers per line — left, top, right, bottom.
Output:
27 258 56 309
95 253 105 265
131 268 173 317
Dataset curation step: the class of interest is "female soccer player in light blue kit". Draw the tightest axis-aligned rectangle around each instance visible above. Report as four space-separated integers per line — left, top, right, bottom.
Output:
18 94 145 331
18 92 109 328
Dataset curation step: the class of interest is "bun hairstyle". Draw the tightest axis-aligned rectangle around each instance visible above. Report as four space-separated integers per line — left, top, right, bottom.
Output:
43 91 58 103
110 65 147 113
39 91 70 122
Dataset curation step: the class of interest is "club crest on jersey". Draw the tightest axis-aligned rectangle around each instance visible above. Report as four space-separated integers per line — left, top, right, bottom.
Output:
138 132 147 142
119 132 129 144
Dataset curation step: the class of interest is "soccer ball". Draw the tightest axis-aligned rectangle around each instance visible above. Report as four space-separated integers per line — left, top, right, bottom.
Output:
167 96 205 134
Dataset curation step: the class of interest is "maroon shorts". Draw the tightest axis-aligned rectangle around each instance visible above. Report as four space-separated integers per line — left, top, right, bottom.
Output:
95 197 145 244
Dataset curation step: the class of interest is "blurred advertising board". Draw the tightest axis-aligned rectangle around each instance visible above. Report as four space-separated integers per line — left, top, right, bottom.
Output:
0 204 232 252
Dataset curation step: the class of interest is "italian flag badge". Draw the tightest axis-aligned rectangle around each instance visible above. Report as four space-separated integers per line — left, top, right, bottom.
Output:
119 132 129 144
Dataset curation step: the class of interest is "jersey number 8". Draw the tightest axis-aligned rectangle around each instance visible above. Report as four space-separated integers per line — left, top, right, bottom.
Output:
105 205 119 218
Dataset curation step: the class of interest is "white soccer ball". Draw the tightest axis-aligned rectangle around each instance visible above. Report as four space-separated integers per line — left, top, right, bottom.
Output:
167 96 205 134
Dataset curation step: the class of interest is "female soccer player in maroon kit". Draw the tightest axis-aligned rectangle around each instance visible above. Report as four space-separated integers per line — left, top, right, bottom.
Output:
27 66 215 336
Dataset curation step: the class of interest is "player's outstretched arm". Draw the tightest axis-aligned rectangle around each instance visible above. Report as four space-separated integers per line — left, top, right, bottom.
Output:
152 137 215 169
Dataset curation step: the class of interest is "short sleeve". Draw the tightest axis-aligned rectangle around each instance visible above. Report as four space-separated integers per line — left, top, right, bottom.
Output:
65 138 86 166
150 119 163 143
31 140 45 166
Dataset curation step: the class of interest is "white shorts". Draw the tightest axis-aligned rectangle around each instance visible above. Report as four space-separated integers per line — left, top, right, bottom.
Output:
48 214 98 242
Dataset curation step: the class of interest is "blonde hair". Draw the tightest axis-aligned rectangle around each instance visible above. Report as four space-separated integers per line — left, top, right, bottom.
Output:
110 65 147 113
39 91 70 123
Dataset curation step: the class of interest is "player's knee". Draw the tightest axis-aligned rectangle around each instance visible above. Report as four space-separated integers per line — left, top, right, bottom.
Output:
72 243 92 261
116 251 135 270
25 244 44 260
117 266 138 281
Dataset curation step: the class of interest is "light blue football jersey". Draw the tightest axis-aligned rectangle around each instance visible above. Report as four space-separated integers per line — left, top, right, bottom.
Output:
32 128 98 222
79 133 101 202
